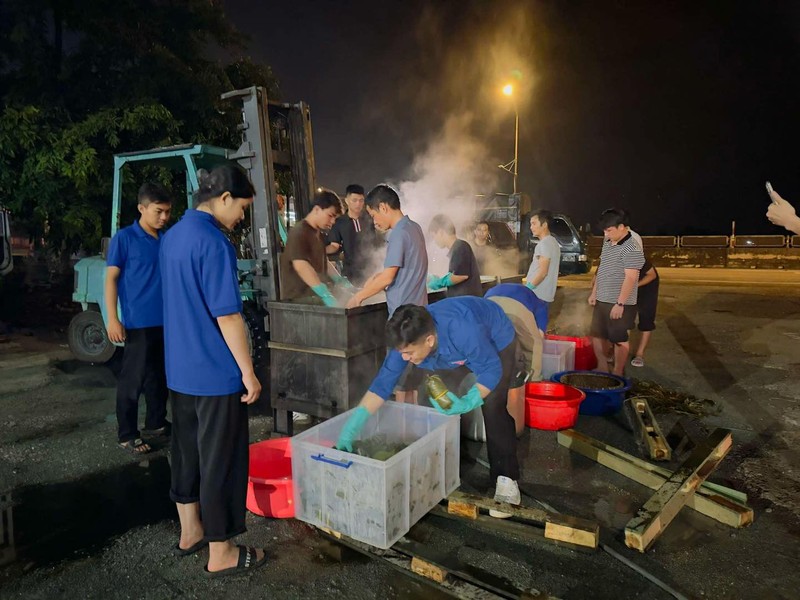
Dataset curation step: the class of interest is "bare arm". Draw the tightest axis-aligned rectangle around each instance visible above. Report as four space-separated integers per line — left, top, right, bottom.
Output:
527 256 551 286
325 242 341 255
358 390 386 414
347 266 399 308
292 259 323 289
609 268 640 319
639 267 657 287
588 270 598 305
217 313 262 404
104 266 125 342
449 274 469 285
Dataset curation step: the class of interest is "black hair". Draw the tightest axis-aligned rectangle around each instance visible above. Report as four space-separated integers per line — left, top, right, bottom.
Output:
598 208 629 229
138 182 171 205
428 213 456 236
365 184 401 211
386 304 435 348
475 221 489 228
194 165 255 206
530 209 553 229
345 184 365 196
312 188 343 214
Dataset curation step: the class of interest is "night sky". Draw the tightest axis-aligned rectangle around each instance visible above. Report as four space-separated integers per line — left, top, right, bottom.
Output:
224 0 799 235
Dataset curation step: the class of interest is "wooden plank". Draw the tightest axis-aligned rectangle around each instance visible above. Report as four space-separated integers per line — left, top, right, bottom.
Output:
557 430 753 528
624 428 732 552
448 491 599 549
410 556 448 583
447 499 479 520
629 398 672 461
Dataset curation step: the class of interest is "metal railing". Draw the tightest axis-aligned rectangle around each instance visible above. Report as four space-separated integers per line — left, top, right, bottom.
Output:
587 235 800 249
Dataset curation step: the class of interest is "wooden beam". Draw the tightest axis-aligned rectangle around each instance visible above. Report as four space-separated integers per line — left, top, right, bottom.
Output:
448 490 599 549
557 429 752 528
628 398 671 461
410 556 448 583
447 499 479 520
624 428 732 552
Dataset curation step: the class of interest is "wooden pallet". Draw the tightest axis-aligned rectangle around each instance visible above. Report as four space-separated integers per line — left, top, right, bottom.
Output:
557 429 752 528
447 490 600 550
624 428 733 552
628 397 671 461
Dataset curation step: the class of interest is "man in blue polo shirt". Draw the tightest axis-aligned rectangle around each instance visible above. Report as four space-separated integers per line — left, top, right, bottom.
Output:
105 182 172 454
336 297 522 518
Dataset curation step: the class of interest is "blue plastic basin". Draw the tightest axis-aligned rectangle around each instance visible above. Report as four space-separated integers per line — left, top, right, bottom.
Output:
551 371 631 415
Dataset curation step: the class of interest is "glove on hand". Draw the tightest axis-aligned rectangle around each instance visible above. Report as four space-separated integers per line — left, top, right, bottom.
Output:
432 385 484 416
311 283 338 307
427 272 454 290
335 406 371 452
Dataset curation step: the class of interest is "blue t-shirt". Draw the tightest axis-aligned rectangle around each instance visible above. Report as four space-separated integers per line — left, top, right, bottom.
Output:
160 210 243 396
106 220 164 329
369 297 515 399
384 216 428 316
484 283 549 332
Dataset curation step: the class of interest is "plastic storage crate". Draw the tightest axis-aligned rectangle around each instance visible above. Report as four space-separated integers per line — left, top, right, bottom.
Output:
541 339 576 378
291 402 460 549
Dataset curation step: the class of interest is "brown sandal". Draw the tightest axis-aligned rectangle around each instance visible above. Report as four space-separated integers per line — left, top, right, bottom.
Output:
118 438 152 454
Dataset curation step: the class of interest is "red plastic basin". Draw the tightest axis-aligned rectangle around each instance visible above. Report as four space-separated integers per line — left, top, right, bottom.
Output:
524 382 586 430
246 438 294 518
545 335 597 370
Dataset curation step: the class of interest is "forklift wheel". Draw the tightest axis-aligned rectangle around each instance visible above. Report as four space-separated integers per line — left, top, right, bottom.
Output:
68 311 117 363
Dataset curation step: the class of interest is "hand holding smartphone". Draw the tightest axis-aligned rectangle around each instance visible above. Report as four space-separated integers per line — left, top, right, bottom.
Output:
766 181 777 203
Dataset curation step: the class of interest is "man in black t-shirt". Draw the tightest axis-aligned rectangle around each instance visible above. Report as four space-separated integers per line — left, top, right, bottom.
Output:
326 184 377 286
427 214 482 297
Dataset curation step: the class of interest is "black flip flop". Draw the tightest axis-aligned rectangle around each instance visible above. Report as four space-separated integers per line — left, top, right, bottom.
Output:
173 539 208 557
204 546 268 578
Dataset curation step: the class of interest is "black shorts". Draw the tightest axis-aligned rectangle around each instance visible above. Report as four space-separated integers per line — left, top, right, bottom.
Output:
636 278 659 332
590 301 637 344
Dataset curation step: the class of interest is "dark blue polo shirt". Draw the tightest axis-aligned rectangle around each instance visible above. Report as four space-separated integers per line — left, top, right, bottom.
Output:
484 283 549 332
369 297 515 399
160 210 243 396
106 220 163 329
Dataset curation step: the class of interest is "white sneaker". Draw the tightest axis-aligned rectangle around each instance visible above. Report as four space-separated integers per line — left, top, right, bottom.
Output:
292 412 311 424
490 476 521 519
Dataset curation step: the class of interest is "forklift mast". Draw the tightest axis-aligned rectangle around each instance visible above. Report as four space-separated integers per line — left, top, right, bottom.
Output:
222 86 316 309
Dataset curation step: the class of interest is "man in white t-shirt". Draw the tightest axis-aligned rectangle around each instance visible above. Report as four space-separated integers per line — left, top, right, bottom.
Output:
524 210 561 330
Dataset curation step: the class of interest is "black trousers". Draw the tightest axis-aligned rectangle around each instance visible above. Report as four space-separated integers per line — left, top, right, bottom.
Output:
116 326 168 443
400 337 521 481
169 390 249 542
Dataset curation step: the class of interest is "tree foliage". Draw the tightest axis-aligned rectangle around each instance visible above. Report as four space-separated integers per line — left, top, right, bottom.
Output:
0 0 279 253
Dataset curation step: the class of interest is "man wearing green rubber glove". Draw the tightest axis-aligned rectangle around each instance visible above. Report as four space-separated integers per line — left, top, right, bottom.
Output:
427 214 482 297
336 297 521 518
280 188 343 306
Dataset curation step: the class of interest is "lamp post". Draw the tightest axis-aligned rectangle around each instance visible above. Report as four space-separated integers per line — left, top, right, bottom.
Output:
499 83 519 194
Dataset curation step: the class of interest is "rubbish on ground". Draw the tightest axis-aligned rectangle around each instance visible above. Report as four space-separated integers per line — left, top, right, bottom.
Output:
557 429 752 528
629 379 719 417
624 428 733 552
627 397 672 461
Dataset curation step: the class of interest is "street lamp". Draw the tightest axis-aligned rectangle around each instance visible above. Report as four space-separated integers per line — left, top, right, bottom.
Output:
498 83 519 194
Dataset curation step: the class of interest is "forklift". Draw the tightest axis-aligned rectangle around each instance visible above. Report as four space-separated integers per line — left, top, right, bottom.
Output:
68 85 316 394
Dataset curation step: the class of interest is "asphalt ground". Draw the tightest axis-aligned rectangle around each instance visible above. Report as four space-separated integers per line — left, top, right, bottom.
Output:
1 269 799 599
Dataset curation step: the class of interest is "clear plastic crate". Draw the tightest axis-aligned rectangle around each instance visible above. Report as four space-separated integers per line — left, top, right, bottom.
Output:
542 339 576 378
291 402 460 549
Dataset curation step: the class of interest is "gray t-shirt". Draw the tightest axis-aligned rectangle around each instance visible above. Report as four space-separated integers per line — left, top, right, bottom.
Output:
526 235 560 302
384 216 428 315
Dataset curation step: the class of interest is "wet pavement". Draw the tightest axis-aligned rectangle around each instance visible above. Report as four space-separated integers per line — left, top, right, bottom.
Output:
1 270 800 598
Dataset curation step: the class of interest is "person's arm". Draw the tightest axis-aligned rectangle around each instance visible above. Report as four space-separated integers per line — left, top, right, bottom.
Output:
588 268 598 306
104 266 125 343
346 267 399 308
610 269 639 319
217 313 261 404
639 266 657 287
292 259 323 288
767 189 800 235
326 242 341 255
526 255 550 287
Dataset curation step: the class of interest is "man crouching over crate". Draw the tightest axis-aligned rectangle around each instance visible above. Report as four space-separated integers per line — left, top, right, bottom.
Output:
336 297 521 518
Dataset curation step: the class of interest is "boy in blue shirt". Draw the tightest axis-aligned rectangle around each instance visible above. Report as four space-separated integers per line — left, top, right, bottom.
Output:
105 183 172 454
336 297 522 518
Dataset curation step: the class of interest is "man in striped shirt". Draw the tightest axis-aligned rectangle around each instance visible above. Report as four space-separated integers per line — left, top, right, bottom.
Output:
588 209 645 376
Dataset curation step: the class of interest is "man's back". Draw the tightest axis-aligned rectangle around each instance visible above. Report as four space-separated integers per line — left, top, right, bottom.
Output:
385 216 428 315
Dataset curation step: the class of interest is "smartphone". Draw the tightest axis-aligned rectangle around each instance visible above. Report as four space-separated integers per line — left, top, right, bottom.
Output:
766 181 776 202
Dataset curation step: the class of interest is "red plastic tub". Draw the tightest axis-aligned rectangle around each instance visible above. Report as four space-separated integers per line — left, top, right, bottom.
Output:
246 438 294 518
545 335 597 370
524 382 586 430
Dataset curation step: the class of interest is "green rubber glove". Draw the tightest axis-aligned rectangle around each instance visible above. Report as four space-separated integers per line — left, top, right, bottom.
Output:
429 391 460 415
335 406 371 452
525 281 537 291
331 274 355 289
427 272 454 290
311 283 338 307
437 385 485 416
